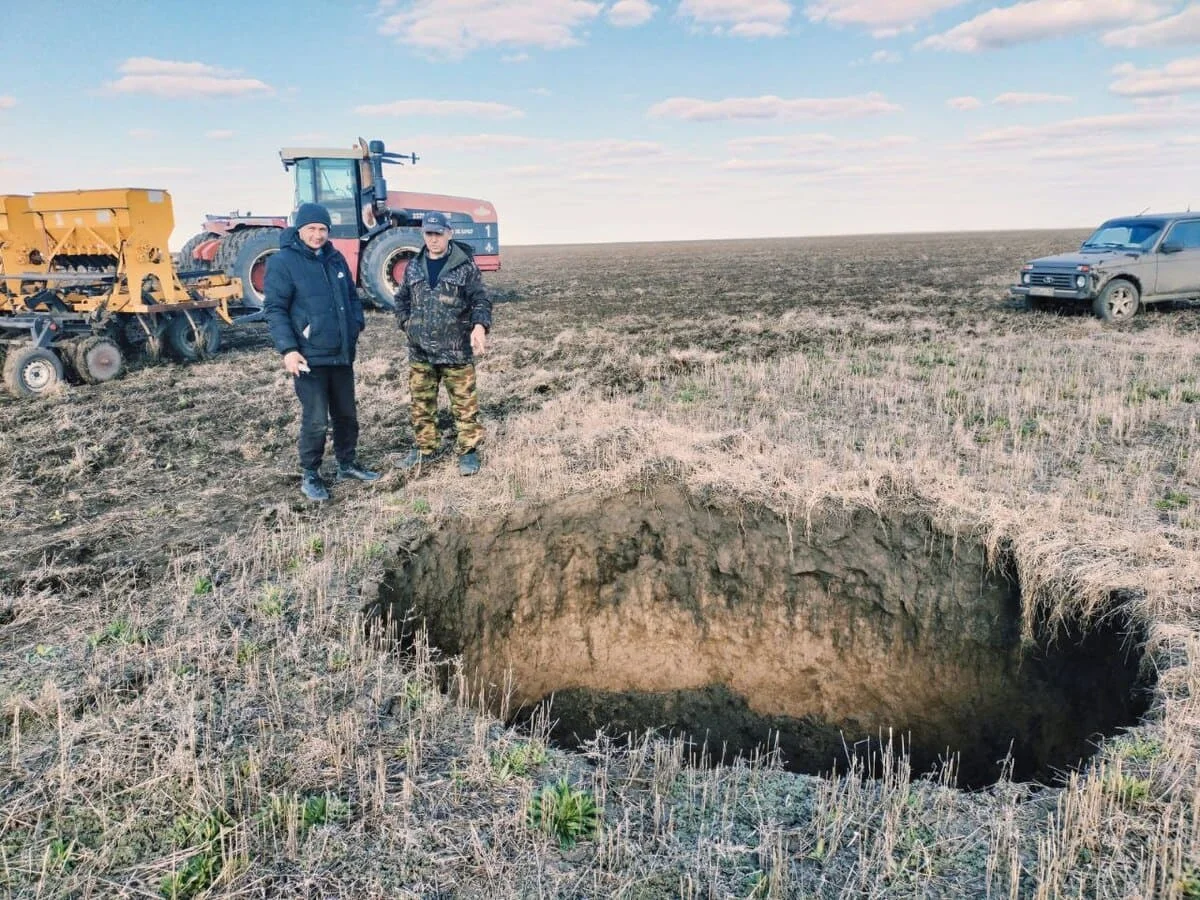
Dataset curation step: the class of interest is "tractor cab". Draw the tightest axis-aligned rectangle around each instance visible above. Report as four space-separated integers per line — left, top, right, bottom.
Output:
280 138 419 243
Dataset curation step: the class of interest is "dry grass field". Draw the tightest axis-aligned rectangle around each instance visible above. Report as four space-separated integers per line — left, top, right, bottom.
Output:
2 229 1199 898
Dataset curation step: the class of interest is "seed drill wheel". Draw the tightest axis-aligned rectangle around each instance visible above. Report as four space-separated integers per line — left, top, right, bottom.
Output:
75 336 125 384
3 344 65 398
165 311 222 362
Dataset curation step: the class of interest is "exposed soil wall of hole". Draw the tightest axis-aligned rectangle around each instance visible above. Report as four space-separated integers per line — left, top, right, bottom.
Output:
380 484 1151 787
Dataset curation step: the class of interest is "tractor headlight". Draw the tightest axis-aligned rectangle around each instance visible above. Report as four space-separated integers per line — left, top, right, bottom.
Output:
1022 272 1031 285
1075 275 1087 289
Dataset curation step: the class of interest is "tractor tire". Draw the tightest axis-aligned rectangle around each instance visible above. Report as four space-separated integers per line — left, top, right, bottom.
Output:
223 228 280 309
3 344 64 398
360 230 419 310
74 336 125 384
176 231 218 272
165 311 222 362
1093 279 1140 323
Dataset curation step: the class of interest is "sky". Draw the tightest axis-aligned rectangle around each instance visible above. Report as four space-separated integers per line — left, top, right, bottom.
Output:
1 0 1198 247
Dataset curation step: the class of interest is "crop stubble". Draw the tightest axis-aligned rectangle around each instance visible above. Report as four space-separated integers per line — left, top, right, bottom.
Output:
1 229 1198 897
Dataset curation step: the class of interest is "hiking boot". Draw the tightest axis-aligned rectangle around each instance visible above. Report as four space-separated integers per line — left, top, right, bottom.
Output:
458 450 481 477
300 469 329 502
393 448 435 472
336 461 381 483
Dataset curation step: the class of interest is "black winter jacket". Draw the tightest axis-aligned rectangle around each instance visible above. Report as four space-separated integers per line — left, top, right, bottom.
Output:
394 241 492 366
264 229 364 367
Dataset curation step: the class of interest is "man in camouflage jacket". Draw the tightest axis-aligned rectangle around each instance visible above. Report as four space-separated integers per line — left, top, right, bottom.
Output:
393 211 492 476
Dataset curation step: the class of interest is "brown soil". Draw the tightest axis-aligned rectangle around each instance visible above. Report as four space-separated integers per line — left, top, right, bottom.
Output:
381 482 1149 787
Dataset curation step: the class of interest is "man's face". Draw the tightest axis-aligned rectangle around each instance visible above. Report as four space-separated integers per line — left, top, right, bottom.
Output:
423 228 451 257
299 223 329 250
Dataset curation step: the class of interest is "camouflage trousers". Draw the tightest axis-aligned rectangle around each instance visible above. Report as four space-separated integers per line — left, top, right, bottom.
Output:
409 362 484 455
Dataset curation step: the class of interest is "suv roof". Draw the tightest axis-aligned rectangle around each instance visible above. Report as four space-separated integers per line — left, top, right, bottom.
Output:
1105 212 1195 222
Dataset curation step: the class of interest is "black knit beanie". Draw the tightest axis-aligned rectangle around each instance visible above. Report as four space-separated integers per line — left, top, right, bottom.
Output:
294 202 332 229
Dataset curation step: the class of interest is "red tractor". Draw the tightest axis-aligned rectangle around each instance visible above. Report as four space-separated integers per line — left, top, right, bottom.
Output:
176 138 500 310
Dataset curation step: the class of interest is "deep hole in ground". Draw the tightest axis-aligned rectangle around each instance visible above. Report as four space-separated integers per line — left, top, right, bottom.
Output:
379 484 1153 788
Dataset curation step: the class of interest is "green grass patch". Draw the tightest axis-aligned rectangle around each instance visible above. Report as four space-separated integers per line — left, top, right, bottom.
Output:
527 778 600 849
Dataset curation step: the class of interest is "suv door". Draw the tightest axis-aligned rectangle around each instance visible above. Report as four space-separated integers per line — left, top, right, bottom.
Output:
1154 219 1200 297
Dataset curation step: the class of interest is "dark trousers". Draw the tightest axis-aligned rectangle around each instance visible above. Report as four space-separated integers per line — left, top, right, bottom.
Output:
293 364 359 470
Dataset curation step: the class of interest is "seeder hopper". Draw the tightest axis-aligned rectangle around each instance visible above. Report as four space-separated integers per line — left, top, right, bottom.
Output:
0 188 244 397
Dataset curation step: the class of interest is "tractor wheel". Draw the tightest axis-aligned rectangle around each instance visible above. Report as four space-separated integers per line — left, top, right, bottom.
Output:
224 229 280 309
360 230 419 310
3 344 64 398
75 336 125 384
1093 279 1140 323
175 231 218 272
165 311 222 362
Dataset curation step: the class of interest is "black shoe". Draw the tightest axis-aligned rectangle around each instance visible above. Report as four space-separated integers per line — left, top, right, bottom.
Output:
393 448 435 472
458 450 481 476
301 469 329 502
336 462 381 483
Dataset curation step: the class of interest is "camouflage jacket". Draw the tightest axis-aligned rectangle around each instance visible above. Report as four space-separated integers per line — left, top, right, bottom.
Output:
394 241 492 366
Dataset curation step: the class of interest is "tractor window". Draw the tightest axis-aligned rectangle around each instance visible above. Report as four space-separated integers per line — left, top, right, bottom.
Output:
294 159 316 208
316 160 356 203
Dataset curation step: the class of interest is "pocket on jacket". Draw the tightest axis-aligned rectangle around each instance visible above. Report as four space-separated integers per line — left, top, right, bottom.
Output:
437 286 464 309
307 312 342 349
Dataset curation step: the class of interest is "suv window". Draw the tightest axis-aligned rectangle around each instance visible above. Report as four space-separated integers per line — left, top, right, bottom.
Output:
1166 220 1200 250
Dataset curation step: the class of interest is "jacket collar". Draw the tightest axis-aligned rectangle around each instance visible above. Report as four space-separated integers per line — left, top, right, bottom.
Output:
418 241 469 273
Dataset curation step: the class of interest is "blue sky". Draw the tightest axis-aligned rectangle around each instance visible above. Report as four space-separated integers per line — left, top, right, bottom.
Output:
1 0 1198 246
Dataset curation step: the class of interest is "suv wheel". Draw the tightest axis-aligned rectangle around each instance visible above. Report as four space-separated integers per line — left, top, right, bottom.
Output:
1093 279 1140 323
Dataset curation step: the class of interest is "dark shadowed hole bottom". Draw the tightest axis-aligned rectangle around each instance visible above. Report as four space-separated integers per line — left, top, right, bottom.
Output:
376 483 1153 789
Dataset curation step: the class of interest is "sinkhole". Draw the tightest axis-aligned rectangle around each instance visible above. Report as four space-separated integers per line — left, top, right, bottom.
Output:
378 484 1152 788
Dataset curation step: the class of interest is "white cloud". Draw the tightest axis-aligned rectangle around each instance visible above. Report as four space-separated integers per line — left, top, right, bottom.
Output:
721 158 838 173
678 0 792 37
569 171 630 182
969 109 1200 146
531 87 553 96
205 129 235 139
1110 58 1200 98
1169 135 1200 145
377 0 603 55
1030 142 1156 161
568 138 677 166
992 91 1073 105
920 0 1170 52
0 95 15 109
648 92 900 120
871 49 902 63
128 128 157 138
805 0 967 37
727 132 916 152
506 164 553 177
609 0 655 25
106 57 272 97
354 99 525 118
720 156 927 180
501 52 531 62
114 165 196 176
1104 6 1200 48
946 95 982 110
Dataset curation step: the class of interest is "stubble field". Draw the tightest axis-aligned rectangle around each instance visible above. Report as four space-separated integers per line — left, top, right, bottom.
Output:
2 229 1199 898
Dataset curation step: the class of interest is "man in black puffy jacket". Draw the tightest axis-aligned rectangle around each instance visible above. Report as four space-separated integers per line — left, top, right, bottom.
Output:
264 202 379 501
393 211 492 476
